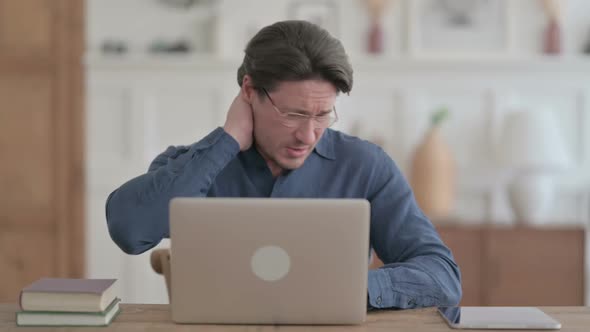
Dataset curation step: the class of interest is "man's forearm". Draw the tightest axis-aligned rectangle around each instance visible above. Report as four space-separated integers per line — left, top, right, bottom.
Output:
105 128 239 254
367 255 461 309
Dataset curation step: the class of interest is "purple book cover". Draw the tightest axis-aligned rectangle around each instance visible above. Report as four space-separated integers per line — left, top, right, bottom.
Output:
20 278 117 308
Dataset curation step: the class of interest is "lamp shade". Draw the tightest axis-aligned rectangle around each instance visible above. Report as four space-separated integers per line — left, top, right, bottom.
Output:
498 109 572 172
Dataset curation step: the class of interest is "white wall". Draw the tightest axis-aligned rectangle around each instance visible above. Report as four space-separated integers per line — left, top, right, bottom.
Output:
85 0 590 304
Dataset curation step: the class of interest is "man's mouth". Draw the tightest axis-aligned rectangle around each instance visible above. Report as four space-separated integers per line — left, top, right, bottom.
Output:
285 146 309 158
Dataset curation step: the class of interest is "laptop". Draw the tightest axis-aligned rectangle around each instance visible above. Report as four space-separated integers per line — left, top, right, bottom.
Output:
169 198 370 325
438 307 562 330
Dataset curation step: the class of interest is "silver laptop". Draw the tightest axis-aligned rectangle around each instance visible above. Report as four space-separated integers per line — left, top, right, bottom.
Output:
169 198 370 325
438 307 562 330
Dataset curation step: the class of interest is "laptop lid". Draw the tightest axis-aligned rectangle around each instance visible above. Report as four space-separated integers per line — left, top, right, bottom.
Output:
438 306 562 330
170 198 370 325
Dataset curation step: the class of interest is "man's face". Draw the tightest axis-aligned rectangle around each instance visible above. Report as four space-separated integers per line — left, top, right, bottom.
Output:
250 79 337 176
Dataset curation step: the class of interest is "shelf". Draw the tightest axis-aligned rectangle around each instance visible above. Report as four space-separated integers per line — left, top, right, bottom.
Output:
85 52 590 73
350 54 590 72
84 53 239 70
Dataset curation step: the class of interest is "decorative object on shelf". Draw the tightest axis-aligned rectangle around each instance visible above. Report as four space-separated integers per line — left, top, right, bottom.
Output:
410 107 455 221
148 39 192 53
497 109 572 225
157 0 213 10
583 28 590 54
192 13 217 54
101 39 128 55
288 0 339 37
408 0 511 58
363 0 390 54
191 0 218 54
540 0 562 55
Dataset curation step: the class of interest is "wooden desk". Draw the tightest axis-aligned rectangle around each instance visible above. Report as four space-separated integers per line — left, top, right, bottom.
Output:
1 304 588 331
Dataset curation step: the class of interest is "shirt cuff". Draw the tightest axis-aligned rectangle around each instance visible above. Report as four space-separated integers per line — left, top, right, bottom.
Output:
368 269 390 308
194 127 239 152
368 269 420 309
189 127 240 178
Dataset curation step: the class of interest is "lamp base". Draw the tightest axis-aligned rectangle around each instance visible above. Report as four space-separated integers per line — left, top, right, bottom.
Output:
508 173 554 225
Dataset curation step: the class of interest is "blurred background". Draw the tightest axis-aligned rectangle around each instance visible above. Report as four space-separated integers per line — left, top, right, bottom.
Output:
1 0 589 306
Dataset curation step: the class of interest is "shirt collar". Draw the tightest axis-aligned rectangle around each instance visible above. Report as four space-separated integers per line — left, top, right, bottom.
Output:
313 129 336 160
242 145 267 168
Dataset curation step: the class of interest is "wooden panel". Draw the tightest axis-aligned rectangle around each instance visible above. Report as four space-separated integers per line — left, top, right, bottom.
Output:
53 0 85 278
0 74 54 227
0 230 55 301
485 228 585 306
0 0 53 56
438 226 483 306
0 0 84 301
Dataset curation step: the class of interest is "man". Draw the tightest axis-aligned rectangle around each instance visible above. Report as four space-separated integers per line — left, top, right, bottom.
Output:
106 20 461 310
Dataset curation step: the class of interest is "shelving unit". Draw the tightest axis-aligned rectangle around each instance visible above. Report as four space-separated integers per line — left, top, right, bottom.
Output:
85 52 590 72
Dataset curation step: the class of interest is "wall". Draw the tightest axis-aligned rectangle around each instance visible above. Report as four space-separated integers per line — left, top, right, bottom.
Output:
86 0 590 304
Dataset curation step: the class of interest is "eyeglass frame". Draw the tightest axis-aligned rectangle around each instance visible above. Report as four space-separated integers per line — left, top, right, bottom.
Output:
261 88 338 128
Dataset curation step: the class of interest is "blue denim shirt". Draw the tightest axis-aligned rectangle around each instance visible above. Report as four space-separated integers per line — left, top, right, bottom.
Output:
106 127 462 309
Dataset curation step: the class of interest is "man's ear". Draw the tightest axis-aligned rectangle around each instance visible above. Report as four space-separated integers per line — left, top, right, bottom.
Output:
240 75 256 104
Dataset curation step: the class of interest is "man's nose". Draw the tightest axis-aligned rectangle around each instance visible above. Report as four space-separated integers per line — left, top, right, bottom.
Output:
294 119 316 145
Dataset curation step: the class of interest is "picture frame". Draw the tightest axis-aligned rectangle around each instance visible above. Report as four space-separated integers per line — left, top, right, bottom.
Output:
407 0 514 58
288 0 339 37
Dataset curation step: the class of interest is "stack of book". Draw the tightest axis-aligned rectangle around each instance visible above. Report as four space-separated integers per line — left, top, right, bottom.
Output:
17 278 120 327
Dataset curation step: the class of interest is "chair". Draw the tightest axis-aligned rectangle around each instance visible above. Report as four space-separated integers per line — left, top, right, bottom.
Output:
150 249 172 301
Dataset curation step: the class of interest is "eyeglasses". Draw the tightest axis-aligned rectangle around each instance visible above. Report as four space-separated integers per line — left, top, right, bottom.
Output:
262 88 338 129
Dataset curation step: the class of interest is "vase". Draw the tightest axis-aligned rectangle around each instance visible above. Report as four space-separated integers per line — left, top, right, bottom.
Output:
544 19 561 54
508 172 553 225
367 21 383 54
410 127 455 221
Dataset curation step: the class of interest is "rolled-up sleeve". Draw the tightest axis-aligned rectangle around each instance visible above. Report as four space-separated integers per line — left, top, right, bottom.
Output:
367 149 462 309
105 127 239 255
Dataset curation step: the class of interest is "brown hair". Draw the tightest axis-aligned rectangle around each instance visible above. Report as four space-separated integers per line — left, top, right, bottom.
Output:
237 20 353 95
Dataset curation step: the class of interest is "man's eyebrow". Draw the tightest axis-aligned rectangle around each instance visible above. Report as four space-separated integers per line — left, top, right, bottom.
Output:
284 108 333 115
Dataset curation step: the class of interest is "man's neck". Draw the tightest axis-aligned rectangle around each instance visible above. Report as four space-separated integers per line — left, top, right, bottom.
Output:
255 144 284 178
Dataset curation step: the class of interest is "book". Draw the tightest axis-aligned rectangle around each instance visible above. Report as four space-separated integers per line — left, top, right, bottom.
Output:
19 278 117 312
16 298 121 326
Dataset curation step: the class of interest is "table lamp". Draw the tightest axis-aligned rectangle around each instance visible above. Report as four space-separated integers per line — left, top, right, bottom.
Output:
497 109 572 224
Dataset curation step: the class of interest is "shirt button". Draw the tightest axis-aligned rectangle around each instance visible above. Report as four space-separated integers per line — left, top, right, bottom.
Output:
376 296 382 305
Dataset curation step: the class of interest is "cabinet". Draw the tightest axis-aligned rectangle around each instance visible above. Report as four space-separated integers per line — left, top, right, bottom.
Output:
438 226 585 306
369 226 584 306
